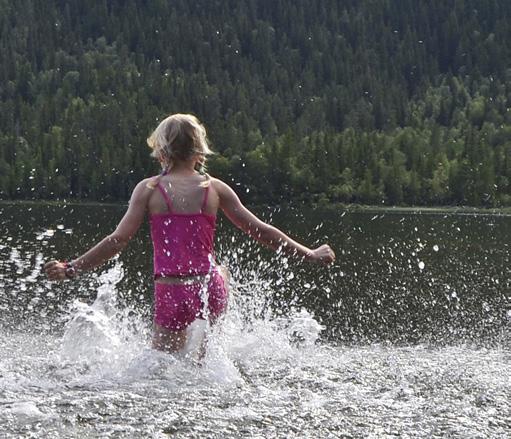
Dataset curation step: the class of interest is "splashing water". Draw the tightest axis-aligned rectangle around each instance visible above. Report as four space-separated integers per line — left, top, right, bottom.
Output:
0 203 510 437
58 262 151 381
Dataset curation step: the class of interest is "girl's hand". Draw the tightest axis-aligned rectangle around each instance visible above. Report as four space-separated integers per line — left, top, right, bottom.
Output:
309 244 336 265
43 260 68 281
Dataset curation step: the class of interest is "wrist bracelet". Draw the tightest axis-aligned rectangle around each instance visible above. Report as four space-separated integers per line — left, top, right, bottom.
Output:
64 261 77 279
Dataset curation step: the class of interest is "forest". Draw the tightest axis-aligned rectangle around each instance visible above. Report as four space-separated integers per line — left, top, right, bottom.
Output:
1 0 511 206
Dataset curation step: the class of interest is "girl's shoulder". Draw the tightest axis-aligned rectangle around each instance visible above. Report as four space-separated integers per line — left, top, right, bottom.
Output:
143 174 166 190
208 175 227 190
128 176 163 205
208 176 239 200
140 173 228 193
207 174 225 185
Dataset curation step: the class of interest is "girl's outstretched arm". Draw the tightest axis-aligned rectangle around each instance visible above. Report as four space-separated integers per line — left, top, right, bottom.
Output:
44 179 153 280
215 179 335 265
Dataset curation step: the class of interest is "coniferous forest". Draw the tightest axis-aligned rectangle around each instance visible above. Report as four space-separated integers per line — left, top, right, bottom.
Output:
1 0 511 206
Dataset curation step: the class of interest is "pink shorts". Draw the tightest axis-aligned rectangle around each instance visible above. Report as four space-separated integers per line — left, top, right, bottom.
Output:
154 268 228 331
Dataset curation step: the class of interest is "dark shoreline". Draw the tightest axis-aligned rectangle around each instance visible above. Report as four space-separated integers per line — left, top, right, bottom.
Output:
2 199 511 216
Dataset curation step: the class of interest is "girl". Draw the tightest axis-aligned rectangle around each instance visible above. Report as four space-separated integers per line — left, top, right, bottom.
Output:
44 114 336 353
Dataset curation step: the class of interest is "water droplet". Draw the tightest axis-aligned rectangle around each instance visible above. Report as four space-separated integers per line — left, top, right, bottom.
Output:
418 261 425 270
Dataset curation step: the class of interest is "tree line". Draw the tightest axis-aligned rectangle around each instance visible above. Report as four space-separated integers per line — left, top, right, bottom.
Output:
1 0 511 206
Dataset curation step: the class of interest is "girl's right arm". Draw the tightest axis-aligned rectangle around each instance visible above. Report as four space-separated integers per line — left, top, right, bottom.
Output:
44 178 153 280
214 179 335 265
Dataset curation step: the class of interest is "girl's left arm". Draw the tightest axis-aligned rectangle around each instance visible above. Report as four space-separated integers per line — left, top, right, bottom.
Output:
44 179 152 281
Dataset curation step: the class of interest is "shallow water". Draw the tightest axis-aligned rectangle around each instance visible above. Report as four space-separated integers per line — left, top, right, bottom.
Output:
0 202 509 438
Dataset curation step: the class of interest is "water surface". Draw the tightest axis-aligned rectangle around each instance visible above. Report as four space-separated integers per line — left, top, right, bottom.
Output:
0 202 509 438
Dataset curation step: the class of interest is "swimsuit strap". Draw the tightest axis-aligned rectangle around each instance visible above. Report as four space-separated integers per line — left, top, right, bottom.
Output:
156 182 173 212
200 183 209 213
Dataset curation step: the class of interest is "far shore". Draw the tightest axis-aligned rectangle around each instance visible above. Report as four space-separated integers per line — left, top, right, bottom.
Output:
329 203 511 216
2 198 511 216
0 199 126 208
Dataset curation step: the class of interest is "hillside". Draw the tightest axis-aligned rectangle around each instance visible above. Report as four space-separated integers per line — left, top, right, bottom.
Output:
1 0 511 205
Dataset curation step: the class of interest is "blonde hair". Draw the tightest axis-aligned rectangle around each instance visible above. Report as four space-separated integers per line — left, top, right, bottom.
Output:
147 113 213 172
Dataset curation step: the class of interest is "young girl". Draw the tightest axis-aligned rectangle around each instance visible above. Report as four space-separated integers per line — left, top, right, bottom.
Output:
44 114 336 353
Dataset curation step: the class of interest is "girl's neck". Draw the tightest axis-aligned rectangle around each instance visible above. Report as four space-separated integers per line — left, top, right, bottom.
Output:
165 159 198 175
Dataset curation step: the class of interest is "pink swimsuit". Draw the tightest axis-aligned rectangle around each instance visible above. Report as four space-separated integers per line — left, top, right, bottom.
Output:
150 177 228 331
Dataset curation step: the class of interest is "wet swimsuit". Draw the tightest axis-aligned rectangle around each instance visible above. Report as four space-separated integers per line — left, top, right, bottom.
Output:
149 175 228 331
153 272 227 331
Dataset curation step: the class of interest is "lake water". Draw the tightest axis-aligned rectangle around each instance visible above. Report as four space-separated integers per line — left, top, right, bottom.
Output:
0 202 509 438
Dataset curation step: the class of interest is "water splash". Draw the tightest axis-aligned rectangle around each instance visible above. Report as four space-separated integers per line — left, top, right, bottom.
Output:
1 204 510 437
60 263 125 364
54 253 327 388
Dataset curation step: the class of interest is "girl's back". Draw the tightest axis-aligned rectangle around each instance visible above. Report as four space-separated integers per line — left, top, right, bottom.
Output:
147 172 218 217
148 170 218 278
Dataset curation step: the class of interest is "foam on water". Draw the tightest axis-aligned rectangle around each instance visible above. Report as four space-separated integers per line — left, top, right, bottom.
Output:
0 274 509 437
52 261 325 389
